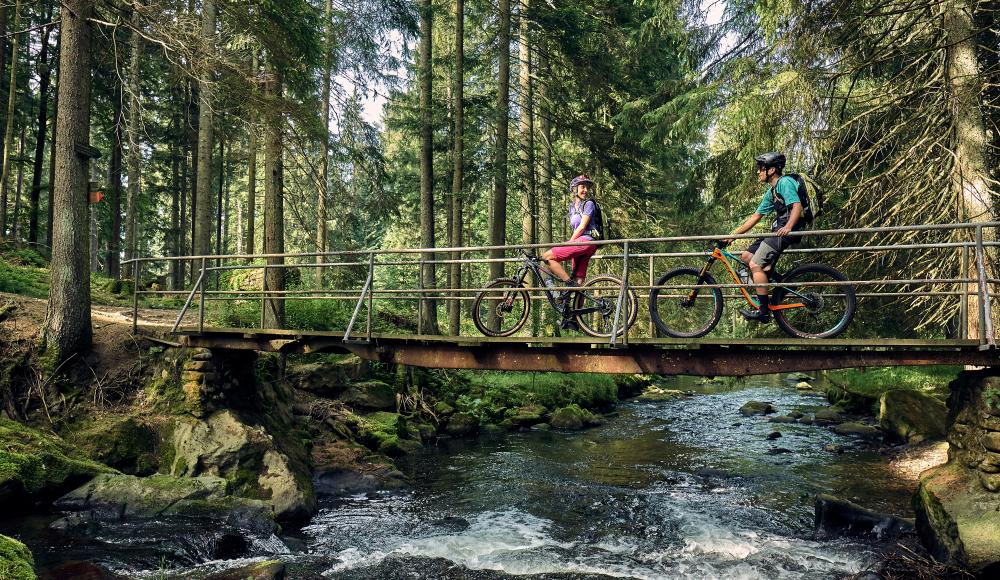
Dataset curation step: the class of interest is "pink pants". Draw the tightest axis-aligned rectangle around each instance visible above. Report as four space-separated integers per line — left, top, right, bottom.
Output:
550 237 597 279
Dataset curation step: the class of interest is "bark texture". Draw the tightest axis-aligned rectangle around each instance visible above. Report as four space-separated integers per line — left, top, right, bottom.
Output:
44 0 95 360
193 0 215 256
418 0 438 334
262 66 285 329
489 0 511 281
448 0 464 336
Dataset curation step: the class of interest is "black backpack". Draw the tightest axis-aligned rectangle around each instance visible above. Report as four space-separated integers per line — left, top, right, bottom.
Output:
780 173 822 226
585 200 613 240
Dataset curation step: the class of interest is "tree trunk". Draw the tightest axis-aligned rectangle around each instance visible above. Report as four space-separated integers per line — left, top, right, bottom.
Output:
107 80 123 278
28 15 52 245
538 46 552 247
0 0 21 238
448 0 464 336
418 0 438 334
518 0 535 247
194 0 215 257
489 0 511 280
215 116 224 257
316 0 333 285
10 124 24 239
169 99 181 288
0 5 8 156
946 0 997 340
245 52 257 257
44 0 95 361
262 65 284 329
124 5 142 264
46 32 59 255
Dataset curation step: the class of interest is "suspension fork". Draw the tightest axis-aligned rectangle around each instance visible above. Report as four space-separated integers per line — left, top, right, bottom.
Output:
685 253 719 303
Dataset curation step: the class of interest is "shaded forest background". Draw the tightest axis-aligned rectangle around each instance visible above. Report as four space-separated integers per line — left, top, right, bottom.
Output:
0 0 997 356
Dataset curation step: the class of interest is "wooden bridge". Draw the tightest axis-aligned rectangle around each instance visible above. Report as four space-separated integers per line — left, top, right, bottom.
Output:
128 222 1000 375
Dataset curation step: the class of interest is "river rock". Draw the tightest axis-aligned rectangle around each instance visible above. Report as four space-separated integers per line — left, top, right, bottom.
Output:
638 387 686 401
831 422 882 440
510 405 546 427
53 474 275 534
814 494 913 539
339 380 396 410
40 560 117 580
768 415 798 424
878 390 947 443
813 408 843 424
204 560 285 580
795 381 813 390
433 401 455 417
0 533 35 580
766 431 782 440
444 412 479 437
739 401 776 416
915 461 1000 573
550 405 599 430
824 444 844 454
169 410 315 520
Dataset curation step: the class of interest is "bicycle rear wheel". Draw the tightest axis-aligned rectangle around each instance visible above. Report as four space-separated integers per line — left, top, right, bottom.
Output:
648 267 723 338
471 278 531 337
573 275 639 338
772 264 855 339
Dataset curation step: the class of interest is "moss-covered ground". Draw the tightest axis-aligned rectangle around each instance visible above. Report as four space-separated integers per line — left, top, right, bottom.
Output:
827 365 961 401
0 534 35 580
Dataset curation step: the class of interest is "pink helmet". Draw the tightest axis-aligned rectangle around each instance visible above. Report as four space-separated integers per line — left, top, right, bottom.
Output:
569 174 594 191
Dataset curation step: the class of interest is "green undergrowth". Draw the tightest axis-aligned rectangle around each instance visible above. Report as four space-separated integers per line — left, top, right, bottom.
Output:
827 366 961 401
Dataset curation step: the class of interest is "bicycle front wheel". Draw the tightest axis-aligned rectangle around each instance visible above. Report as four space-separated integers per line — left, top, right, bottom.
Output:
772 264 855 339
573 275 639 338
648 267 723 338
471 278 531 337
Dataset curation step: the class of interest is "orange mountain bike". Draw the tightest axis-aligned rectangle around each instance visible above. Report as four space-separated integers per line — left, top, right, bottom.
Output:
648 241 856 339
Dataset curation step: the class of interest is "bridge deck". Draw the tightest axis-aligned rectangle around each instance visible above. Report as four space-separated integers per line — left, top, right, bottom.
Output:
140 325 998 375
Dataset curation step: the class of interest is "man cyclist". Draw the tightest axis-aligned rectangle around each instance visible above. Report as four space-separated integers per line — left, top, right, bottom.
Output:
542 174 601 329
726 152 802 323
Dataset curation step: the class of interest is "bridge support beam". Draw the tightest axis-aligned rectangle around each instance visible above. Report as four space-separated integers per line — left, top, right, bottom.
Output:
338 343 999 376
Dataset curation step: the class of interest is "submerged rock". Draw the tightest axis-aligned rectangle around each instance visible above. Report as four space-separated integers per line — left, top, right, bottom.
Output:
795 381 813 390
831 422 882 440
739 401 776 416
813 408 843 424
0 533 35 580
768 415 798 424
638 387 686 401
814 494 913 540
204 560 285 580
879 390 947 443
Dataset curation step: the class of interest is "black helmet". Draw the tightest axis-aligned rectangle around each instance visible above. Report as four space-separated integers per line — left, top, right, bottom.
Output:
754 152 786 170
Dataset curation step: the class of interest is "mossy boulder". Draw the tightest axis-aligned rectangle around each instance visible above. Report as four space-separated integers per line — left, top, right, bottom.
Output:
443 412 479 437
549 405 600 430
357 412 423 456
879 389 948 443
637 387 686 402
825 385 876 414
0 534 35 580
813 408 844 424
64 416 159 475
739 401 776 416
169 410 315 520
340 380 396 410
53 473 275 534
915 461 1000 574
0 418 114 504
510 405 546 427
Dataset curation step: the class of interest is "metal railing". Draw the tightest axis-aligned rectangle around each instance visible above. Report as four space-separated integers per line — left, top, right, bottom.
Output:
123 222 1000 349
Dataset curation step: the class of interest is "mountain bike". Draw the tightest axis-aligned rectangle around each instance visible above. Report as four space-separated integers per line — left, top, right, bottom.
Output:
648 241 856 339
472 250 639 338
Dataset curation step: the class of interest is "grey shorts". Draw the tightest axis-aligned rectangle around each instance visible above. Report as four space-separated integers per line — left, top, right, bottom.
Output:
746 236 794 268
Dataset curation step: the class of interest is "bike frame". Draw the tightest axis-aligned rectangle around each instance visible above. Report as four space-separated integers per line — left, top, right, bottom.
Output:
692 246 806 311
513 255 607 317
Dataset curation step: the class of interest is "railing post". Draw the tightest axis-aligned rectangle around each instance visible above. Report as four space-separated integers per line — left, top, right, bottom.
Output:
648 254 654 337
199 257 207 334
131 259 140 334
610 241 630 346
974 225 995 348
344 251 375 342
417 259 424 336
367 252 374 341
961 243 969 340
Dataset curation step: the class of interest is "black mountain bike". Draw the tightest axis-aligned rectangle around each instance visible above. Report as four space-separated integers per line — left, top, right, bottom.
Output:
648 241 856 339
472 250 639 338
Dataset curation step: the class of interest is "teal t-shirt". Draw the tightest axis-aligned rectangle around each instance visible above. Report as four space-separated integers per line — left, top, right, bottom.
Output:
755 175 801 216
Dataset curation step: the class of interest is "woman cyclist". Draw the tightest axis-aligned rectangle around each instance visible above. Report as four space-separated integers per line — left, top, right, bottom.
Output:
542 174 602 328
